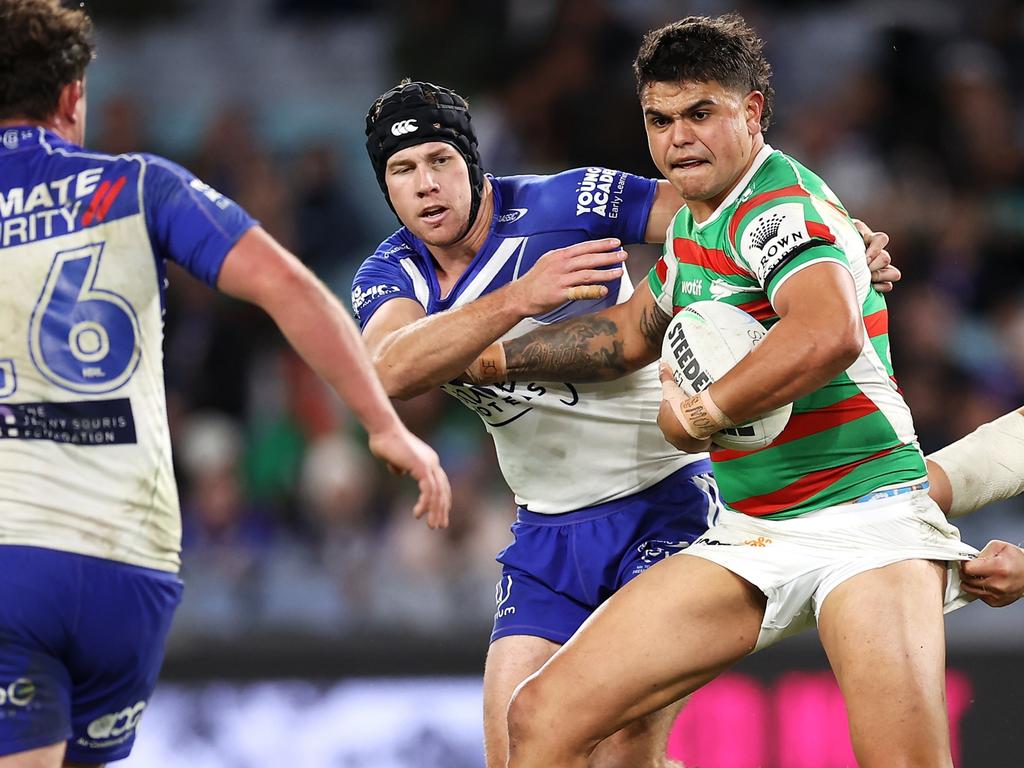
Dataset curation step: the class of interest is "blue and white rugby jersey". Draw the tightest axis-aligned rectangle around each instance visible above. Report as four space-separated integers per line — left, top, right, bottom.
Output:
0 127 256 572
353 167 704 514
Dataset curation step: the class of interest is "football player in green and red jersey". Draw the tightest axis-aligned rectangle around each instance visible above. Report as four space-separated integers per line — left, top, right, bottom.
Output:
460 14 1023 768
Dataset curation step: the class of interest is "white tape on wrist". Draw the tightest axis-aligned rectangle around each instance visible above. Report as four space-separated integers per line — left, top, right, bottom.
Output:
678 390 734 440
927 410 1024 518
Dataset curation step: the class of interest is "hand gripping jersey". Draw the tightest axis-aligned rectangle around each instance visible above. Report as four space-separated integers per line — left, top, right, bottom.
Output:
648 145 926 519
354 167 701 513
0 127 255 571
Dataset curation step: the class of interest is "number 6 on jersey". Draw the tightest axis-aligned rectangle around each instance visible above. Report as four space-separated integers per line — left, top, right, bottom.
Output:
29 243 141 394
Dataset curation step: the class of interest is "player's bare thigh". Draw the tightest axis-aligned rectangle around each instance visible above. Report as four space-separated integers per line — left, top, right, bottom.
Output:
0 743 101 768
507 554 766 767
817 559 952 768
486 635 685 768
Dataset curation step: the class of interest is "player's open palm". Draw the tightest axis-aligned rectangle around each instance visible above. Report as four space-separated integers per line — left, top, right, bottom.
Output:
368 426 452 529
511 238 627 316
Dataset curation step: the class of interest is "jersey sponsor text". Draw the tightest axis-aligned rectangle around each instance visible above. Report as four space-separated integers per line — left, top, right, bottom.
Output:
575 167 627 218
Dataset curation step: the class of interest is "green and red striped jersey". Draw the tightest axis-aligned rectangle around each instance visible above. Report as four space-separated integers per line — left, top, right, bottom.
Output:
647 144 925 519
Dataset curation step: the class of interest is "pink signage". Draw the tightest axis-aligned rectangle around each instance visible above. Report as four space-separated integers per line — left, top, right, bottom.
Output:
667 670 972 767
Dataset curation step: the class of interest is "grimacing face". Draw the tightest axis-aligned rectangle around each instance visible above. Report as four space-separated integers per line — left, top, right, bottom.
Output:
640 79 763 220
384 141 473 247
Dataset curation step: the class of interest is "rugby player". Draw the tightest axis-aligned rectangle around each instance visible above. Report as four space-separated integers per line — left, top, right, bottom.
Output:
457 15 1017 767
0 2 449 766
356 80 896 767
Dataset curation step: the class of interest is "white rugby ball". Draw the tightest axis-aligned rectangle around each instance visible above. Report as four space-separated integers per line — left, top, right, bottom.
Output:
661 301 792 450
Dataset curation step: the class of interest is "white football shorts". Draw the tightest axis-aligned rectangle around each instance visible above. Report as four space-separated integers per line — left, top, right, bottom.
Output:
681 482 978 651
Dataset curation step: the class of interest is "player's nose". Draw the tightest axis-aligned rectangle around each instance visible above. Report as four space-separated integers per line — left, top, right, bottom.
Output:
670 119 696 146
414 166 440 195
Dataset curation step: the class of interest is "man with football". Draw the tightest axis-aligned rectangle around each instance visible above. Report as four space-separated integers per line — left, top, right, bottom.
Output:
356 70 1023 766
459 14 1024 768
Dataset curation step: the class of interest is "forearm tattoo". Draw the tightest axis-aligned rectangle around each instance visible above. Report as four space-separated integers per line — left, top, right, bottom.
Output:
479 357 502 381
639 302 671 352
504 316 628 382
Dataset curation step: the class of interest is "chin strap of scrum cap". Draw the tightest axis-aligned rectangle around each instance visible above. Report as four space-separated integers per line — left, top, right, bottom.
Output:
365 80 485 235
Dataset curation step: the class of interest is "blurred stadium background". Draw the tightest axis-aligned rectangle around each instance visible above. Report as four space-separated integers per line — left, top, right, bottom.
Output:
72 0 1024 765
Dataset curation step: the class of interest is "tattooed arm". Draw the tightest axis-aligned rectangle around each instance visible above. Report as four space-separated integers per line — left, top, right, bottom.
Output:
493 282 670 383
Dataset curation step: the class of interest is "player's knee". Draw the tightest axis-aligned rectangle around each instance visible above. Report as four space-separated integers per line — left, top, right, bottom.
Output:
507 677 587 763
506 677 546 746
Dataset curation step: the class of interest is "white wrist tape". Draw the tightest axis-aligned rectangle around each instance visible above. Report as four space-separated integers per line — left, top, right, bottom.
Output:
677 389 734 441
927 409 1024 518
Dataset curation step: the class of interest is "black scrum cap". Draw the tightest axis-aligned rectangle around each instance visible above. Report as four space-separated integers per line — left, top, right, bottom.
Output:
365 81 485 233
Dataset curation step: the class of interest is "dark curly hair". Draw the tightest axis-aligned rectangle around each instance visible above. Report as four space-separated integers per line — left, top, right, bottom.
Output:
0 0 95 121
633 14 775 132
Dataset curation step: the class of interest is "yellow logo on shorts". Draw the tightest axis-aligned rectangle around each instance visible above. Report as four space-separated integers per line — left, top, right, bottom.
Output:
743 536 773 547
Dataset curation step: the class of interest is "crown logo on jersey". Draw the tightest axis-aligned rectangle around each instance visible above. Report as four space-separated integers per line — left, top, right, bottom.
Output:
749 212 784 250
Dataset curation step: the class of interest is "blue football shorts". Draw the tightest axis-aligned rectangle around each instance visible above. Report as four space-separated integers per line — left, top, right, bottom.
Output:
0 545 182 762
492 461 719 644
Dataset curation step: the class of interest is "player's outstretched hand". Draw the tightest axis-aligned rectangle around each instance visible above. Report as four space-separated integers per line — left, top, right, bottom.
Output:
855 219 901 293
368 426 452 530
960 540 1024 607
509 238 627 316
657 364 714 455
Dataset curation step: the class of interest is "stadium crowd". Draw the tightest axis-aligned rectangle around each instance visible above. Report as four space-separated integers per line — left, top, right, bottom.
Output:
81 0 1024 644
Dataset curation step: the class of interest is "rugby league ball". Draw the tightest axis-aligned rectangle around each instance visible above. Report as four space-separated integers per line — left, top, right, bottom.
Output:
661 301 792 450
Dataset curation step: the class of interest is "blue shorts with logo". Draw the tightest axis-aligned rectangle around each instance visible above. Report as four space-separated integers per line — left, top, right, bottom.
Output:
0 545 182 762
492 461 718 644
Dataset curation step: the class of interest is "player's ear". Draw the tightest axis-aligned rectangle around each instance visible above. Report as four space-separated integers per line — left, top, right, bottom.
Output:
744 91 764 135
57 79 85 126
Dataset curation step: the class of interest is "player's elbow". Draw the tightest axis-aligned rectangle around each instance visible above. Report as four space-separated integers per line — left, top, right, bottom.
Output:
372 351 430 400
373 357 415 400
807 318 863 376
623 343 660 377
619 330 660 378
386 381 429 401
832 316 864 369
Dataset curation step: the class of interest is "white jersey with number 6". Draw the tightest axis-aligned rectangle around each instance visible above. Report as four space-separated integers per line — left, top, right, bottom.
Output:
0 127 255 572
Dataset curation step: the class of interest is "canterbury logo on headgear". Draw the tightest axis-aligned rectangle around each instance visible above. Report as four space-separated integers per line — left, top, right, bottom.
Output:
390 119 418 136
